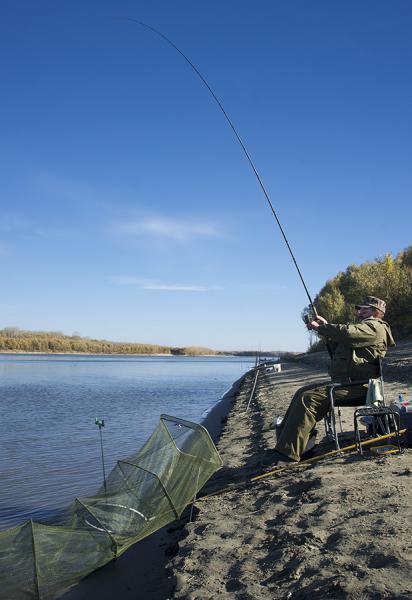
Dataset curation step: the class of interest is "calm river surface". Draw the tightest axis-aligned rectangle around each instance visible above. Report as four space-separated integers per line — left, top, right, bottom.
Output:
0 354 254 530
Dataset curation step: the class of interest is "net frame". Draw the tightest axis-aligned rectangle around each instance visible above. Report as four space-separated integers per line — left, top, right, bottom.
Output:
0 414 222 599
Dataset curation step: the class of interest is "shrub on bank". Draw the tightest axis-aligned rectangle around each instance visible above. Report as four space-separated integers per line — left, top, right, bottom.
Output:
304 244 412 350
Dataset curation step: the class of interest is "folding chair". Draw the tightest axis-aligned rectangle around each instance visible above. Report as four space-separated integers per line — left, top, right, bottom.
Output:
324 358 385 450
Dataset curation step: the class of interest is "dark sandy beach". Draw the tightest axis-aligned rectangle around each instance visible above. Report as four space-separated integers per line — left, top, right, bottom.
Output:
167 339 412 599
64 340 412 599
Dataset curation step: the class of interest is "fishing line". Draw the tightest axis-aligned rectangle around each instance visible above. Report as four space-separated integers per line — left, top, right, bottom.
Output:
119 18 317 313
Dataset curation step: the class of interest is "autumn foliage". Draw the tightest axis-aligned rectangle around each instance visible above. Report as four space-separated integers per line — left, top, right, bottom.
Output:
305 245 412 351
0 329 215 355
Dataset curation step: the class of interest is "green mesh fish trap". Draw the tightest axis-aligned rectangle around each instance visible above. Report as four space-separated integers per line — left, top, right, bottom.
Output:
0 414 222 599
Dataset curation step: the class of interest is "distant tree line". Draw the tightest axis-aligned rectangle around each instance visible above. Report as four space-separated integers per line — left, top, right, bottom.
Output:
0 329 217 355
305 245 412 352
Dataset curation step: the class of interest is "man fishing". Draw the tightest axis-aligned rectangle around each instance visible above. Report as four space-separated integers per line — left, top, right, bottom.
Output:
123 22 396 469
267 296 395 467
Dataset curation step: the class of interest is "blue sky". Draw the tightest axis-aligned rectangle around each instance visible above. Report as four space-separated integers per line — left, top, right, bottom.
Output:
1 0 411 351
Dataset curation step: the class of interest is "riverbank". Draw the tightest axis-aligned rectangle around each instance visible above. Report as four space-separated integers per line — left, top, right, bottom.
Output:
166 342 412 599
62 340 412 599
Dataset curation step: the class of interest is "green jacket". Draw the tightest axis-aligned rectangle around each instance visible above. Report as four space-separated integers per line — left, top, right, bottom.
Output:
317 318 395 383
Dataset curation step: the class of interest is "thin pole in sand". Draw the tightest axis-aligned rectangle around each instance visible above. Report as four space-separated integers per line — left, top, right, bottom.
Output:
246 367 259 411
95 417 108 499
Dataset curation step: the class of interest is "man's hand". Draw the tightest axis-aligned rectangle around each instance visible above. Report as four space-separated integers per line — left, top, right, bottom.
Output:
307 315 328 330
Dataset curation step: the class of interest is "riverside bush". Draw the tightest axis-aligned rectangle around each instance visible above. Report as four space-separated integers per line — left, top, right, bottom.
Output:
304 245 412 349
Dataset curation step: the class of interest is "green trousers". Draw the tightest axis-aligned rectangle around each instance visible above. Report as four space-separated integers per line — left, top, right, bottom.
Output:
275 381 368 461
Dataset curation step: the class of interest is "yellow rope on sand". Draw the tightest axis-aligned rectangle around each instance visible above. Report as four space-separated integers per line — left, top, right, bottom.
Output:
251 428 406 482
197 429 407 502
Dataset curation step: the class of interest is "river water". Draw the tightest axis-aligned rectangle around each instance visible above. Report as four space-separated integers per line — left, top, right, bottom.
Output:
0 354 254 530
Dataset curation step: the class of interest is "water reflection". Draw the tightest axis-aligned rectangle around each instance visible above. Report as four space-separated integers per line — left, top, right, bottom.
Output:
0 354 254 529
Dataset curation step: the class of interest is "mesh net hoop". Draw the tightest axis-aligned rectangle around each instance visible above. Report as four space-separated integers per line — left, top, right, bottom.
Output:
0 414 222 599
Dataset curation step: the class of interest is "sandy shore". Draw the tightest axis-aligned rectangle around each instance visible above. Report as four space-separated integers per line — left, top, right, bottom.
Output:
63 341 412 599
167 341 412 600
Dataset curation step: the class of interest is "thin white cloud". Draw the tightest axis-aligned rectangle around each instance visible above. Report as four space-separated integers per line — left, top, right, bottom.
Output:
0 214 45 236
0 241 8 257
237 283 288 292
0 215 31 233
35 174 97 205
110 276 223 292
110 216 221 242
0 213 54 239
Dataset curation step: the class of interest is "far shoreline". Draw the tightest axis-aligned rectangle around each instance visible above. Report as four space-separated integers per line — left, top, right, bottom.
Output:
0 350 240 357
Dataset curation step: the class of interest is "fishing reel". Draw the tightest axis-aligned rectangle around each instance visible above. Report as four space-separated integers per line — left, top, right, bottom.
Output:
302 308 317 327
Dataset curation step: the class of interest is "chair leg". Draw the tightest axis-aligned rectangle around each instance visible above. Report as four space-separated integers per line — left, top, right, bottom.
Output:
392 414 402 454
324 413 332 439
328 388 340 450
332 408 340 450
338 408 344 433
376 416 387 435
354 410 363 454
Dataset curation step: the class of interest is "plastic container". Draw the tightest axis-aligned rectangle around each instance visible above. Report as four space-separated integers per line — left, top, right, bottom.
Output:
390 399 412 446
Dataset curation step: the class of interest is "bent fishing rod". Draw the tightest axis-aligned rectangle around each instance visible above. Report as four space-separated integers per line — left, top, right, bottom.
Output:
119 18 317 317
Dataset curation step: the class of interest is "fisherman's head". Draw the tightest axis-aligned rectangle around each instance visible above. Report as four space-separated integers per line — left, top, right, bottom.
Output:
355 295 386 319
